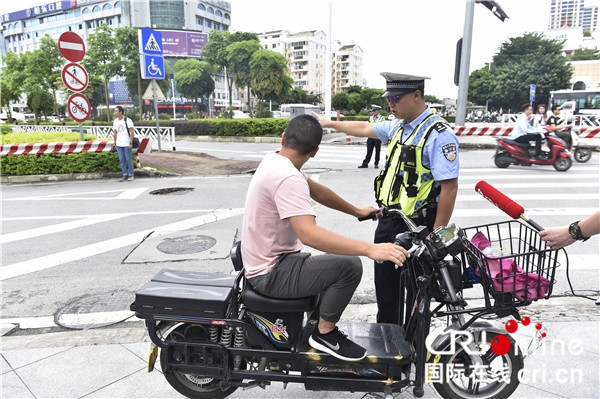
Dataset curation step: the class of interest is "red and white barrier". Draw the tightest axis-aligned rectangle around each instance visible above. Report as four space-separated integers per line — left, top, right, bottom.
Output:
0 138 152 156
450 125 600 138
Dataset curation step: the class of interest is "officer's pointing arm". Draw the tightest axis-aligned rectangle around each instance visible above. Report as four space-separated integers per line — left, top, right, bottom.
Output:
312 112 378 138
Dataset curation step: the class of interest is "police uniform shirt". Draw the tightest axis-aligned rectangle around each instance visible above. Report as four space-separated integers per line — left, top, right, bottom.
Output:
373 107 459 182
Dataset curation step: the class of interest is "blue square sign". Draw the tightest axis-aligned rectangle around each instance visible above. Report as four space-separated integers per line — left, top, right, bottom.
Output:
141 54 165 80
139 28 163 55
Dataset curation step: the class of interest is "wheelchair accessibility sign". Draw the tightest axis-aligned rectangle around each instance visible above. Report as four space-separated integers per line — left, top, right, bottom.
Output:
141 54 165 80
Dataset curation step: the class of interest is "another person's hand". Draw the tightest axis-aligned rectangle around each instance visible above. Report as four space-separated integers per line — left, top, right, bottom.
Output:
539 227 575 249
311 111 332 128
367 243 409 266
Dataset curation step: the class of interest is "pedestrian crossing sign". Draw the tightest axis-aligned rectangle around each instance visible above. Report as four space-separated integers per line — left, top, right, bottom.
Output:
139 28 163 55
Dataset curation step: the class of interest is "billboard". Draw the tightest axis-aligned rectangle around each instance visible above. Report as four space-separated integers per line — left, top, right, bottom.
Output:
160 30 208 58
1 1 74 23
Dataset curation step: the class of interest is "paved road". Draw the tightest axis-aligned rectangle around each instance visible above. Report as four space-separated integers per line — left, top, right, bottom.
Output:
1 143 598 398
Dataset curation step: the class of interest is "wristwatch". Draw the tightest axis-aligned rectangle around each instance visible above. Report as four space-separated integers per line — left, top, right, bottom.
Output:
568 221 589 241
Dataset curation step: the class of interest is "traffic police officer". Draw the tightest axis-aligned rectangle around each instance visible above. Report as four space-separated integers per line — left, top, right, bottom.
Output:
359 105 385 168
313 72 459 324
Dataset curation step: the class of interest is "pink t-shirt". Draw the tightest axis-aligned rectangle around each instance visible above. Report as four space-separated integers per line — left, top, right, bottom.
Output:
241 152 315 278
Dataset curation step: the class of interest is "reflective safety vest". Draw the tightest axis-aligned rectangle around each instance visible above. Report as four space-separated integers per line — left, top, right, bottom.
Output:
370 114 385 124
374 113 450 215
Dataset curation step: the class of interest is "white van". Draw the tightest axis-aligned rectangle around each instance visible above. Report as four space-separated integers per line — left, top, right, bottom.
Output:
0 104 35 122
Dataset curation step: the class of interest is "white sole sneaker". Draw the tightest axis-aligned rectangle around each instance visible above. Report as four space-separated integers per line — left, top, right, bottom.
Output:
308 335 367 362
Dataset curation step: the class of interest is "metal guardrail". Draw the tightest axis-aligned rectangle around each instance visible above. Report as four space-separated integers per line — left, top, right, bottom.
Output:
501 113 600 128
10 125 176 151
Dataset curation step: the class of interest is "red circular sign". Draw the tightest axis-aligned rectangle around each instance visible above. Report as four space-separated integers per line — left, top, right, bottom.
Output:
67 93 91 123
62 63 89 92
58 32 86 62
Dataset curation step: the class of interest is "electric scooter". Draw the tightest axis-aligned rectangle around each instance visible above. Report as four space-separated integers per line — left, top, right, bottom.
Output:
494 127 573 171
554 126 593 163
131 191 561 399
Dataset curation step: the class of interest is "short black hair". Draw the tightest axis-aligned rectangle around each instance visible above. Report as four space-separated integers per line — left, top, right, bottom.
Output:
283 114 322 155
115 105 124 114
552 105 560 112
521 103 531 112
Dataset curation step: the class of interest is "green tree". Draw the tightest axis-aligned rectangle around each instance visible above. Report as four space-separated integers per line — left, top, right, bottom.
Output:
332 91 349 111
346 85 362 94
173 59 215 117
347 92 363 113
83 24 120 121
82 75 106 120
282 87 322 105
468 32 571 110
424 94 443 104
249 50 293 117
29 36 63 119
583 29 592 37
568 48 600 61
226 40 262 117
115 26 143 120
0 52 27 121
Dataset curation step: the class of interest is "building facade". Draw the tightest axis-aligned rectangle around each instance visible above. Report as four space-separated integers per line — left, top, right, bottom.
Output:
332 44 364 93
0 0 238 111
548 0 598 32
258 29 365 102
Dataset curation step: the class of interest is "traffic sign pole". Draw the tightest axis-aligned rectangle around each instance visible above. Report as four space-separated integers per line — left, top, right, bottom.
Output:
152 79 162 151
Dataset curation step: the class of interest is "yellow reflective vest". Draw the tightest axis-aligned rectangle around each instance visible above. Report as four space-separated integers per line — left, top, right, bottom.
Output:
374 113 450 215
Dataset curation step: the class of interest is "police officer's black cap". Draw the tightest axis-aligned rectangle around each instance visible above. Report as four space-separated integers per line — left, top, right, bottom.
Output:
371 104 382 111
380 72 429 97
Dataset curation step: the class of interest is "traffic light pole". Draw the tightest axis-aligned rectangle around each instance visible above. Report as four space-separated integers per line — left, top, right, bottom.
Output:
455 0 475 126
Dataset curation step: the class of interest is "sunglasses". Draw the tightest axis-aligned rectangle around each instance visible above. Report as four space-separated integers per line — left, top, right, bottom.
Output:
386 93 407 104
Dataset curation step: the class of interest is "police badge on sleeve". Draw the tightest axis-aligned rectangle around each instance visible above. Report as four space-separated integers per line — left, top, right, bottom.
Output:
442 143 457 162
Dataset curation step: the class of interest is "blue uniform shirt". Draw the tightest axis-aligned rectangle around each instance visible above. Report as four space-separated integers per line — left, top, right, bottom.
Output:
373 107 459 182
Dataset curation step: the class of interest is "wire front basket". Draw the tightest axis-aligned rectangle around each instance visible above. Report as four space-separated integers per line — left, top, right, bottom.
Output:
462 220 561 307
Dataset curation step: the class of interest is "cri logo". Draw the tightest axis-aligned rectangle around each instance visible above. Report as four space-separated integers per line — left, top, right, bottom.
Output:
491 317 546 356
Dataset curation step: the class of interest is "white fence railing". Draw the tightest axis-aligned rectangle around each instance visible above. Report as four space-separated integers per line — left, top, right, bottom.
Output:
10 125 176 151
501 114 600 128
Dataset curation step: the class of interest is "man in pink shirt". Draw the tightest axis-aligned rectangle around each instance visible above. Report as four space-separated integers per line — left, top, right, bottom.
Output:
242 115 409 362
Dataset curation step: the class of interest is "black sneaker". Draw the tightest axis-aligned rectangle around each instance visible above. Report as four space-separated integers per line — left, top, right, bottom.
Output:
308 326 367 361
358 165 368 168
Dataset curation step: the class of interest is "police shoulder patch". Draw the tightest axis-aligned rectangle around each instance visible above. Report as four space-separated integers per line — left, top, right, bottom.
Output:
433 122 449 133
442 143 457 162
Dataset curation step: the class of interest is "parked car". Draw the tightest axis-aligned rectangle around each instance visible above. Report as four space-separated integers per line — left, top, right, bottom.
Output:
232 110 249 119
271 111 282 118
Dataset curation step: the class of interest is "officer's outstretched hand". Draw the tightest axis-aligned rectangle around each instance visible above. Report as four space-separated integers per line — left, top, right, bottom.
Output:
367 243 409 267
312 111 332 128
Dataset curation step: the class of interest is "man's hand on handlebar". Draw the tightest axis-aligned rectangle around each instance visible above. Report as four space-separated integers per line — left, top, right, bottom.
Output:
355 206 377 220
367 243 410 267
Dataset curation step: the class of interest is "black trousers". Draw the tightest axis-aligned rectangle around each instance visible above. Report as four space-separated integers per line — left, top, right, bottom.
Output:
373 211 434 325
362 138 381 166
514 133 542 156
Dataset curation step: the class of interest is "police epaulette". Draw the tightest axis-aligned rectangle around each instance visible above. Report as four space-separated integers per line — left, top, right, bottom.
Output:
432 122 450 133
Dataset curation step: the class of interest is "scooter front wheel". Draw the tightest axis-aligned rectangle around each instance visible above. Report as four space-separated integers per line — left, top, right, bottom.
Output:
574 148 592 162
432 331 523 399
553 156 572 171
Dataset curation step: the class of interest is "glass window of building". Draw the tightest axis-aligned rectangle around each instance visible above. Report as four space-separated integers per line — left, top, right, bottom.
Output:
93 5 101 12
198 3 205 10
223 24 228 30
224 13 230 19
215 10 222 17
214 22 220 30
115 1 121 8
207 7 214 13
103 3 113 10
205 19 212 28
15 21 21 29
196 16 204 25
83 8 91 14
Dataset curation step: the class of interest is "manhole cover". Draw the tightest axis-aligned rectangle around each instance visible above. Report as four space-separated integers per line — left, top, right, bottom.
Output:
149 187 194 195
55 290 134 330
157 234 217 255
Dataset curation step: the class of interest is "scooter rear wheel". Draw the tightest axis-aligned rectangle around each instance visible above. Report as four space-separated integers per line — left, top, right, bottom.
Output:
574 148 592 163
493 154 512 169
160 324 240 399
553 156 572 171
432 331 523 399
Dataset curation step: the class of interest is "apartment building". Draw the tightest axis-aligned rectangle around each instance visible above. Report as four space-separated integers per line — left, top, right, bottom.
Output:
548 0 598 32
332 44 364 93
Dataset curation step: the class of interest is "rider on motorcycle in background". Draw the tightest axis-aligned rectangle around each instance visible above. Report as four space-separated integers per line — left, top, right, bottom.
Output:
511 103 545 160
547 105 573 150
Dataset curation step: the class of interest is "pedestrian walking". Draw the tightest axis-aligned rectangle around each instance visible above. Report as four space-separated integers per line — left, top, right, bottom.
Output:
358 105 385 168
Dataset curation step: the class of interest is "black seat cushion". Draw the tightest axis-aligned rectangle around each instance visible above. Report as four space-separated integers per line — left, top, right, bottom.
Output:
242 281 318 313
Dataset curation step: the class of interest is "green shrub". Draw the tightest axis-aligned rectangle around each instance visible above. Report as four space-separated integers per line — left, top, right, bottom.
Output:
1 125 12 135
137 118 289 137
0 132 98 145
1 152 121 176
158 113 171 120
445 116 456 123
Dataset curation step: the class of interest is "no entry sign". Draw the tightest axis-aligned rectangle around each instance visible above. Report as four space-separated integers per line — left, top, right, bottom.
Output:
67 93 91 122
62 62 88 92
58 32 86 62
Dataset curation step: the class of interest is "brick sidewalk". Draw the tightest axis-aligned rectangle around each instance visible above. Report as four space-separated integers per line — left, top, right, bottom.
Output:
138 151 259 176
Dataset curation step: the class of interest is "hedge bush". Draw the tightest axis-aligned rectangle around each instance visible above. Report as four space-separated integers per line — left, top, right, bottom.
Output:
136 118 290 137
1 132 97 145
1 152 121 176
